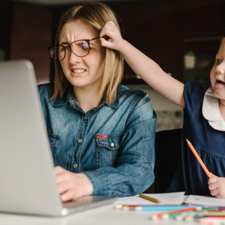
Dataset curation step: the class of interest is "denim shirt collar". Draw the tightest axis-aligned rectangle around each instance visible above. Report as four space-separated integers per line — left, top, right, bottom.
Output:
50 86 125 111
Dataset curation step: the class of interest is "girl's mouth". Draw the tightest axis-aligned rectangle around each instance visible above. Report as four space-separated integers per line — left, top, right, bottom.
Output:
216 79 225 85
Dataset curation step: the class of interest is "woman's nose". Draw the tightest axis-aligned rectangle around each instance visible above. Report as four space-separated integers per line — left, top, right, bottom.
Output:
68 51 82 63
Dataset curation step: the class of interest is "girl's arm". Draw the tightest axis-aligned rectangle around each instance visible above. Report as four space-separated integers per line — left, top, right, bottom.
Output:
100 21 185 108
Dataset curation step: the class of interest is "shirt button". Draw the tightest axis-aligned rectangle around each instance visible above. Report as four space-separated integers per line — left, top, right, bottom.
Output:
73 163 78 169
110 142 115 148
77 138 83 144
83 117 88 121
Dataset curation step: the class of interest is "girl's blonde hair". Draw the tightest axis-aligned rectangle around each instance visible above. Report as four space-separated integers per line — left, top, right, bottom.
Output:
51 2 124 104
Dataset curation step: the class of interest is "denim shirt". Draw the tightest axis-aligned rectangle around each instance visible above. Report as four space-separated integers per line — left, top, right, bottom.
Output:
38 84 156 197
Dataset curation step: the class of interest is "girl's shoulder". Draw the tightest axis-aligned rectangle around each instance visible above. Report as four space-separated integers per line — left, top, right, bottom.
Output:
184 81 208 107
184 81 207 96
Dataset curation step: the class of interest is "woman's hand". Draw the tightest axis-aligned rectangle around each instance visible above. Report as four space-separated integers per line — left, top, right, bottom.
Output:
55 166 93 202
208 174 225 198
100 21 125 51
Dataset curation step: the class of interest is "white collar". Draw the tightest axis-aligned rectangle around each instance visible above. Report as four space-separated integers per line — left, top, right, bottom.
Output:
202 88 225 131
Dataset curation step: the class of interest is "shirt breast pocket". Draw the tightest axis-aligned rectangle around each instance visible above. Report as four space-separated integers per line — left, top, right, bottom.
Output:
95 135 120 168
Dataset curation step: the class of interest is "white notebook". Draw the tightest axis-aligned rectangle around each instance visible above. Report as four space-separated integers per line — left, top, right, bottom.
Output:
115 192 225 207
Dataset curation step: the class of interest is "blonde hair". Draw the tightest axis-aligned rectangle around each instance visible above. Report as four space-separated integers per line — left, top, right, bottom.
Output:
51 2 124 104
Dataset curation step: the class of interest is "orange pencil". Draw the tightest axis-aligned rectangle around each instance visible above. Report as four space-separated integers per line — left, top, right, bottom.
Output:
186 139 212 178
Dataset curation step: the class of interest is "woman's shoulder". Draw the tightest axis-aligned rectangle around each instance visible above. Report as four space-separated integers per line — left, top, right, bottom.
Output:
118 85 150 101
38 83 51 98
117 85 155 122
117 85 153 111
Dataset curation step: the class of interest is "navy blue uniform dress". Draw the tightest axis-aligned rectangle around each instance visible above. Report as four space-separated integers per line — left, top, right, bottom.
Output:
183 81 225 196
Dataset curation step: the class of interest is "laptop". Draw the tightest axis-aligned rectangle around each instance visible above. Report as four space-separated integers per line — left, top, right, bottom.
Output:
0 60 115 217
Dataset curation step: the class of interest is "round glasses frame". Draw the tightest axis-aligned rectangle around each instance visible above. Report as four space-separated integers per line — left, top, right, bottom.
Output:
49 37 101 61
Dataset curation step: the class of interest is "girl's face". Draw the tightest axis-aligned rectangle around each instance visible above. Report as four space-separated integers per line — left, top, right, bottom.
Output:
58 19 104 91
210 38 225 100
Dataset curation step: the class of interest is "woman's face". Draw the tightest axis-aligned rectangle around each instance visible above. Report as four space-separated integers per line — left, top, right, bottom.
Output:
210 38 225 100
58 19 104 91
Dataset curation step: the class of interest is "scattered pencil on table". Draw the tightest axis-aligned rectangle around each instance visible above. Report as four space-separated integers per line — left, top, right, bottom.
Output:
186 139 212 178
139 193 160 204
149 206 225 224
149 206 202 220
114 204 194 212
115 202 225 224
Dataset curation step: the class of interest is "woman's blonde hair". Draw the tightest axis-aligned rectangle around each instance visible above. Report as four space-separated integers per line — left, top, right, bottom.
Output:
51 2 124 104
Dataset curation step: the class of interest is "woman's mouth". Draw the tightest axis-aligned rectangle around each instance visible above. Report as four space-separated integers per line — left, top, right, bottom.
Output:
70 68 87 74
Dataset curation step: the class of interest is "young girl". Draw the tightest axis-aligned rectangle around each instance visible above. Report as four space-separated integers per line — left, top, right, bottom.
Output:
38 3 156 202
100 21 225 198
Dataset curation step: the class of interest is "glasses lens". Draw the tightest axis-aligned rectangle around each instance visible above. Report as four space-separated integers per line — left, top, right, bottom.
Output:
57 45 69 61
72 40 90 57
56 39 93 60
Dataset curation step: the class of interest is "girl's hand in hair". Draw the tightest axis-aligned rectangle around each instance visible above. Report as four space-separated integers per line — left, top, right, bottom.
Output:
100 21 125 51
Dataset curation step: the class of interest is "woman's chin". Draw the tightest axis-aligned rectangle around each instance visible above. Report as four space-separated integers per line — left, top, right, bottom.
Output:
71 82 88 88
68 77 89 88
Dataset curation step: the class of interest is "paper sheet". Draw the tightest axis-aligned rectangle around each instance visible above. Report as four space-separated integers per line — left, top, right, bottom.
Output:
114 192 185 205
115 192 225 207
185 195 225 206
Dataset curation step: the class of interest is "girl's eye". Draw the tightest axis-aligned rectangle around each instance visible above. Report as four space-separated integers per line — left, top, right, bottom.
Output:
215 58 223 66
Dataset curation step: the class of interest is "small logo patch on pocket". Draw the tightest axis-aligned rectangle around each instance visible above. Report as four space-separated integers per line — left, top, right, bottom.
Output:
96 134 108 140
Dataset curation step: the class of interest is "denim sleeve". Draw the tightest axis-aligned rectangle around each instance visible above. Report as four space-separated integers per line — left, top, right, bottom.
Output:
85 96 156 197
37 84 49 122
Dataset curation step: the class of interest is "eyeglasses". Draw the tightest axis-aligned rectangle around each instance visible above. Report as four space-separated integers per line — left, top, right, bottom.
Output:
49 37 101 61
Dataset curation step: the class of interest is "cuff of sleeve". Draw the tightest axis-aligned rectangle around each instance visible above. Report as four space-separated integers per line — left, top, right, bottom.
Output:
84 170 110 196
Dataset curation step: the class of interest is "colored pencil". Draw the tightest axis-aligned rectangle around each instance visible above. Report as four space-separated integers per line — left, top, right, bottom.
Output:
115 204 192 212
150 206 202 220
186 139 212 178
139 193 160 204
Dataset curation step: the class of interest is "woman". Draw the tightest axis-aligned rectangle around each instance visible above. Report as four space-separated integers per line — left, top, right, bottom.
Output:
39 3 156 202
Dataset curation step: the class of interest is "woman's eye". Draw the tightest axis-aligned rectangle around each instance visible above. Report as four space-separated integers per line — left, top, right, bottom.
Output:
80 41 90 50
60 45 70 51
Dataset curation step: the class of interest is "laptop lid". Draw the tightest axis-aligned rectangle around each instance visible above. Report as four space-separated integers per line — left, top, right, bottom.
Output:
0 60 64 216
0 60 115 217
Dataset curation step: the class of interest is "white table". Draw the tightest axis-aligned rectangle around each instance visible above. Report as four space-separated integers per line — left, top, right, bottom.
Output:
0 204 199 225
